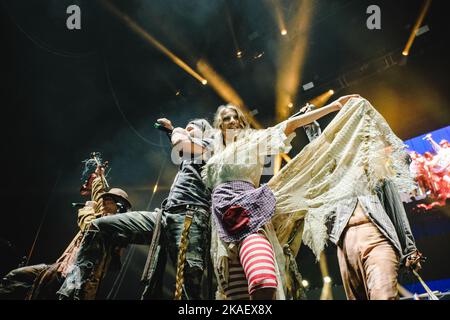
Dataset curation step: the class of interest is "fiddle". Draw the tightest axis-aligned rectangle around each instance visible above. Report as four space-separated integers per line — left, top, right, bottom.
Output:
80 152 109 196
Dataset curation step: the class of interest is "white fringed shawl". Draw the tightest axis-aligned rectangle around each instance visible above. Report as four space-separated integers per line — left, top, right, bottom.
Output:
268 98 416 259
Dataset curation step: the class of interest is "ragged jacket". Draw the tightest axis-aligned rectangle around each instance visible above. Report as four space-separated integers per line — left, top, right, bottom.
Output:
304 109 417 265
55 176 106 277
326 179 418 265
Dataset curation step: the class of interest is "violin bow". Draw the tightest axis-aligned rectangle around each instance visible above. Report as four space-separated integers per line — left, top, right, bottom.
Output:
412 269 439 300
91 152 110 190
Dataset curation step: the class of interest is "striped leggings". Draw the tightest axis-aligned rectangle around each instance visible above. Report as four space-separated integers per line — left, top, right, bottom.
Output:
220 233 278 300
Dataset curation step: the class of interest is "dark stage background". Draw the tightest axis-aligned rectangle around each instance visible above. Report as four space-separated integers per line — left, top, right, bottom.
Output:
0 0 449 299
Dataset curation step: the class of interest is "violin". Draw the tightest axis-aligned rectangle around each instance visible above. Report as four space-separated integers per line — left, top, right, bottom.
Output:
80 152 109 196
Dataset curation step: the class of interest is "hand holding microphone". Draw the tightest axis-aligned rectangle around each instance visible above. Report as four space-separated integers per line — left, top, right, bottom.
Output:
289 103 317 119
155 118 174 133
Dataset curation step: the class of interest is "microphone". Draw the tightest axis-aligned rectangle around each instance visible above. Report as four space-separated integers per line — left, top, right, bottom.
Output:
71 202 85 208
289 103 317 119
154 123 173 134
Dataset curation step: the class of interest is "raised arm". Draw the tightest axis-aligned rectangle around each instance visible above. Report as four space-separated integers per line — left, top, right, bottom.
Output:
171 128 207 155
284 94 360 135
78 166 106 231
424 134 441 153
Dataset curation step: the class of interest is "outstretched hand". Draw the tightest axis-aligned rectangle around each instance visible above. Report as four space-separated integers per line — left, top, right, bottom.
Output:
405 250 424 272
157 118 174 130
95 165 105 176
331 94 362 110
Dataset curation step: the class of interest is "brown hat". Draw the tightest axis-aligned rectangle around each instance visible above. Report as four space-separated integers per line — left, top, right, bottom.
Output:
100 188 132 209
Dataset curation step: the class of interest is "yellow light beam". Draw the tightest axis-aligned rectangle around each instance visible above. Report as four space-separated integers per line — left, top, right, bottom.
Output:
273 154 283 175
319 251 334 300
196 59 262 129
100 0 207 85
308 89 336 108
276 89 335 169
275 0 314 122
280 153 291 163
274 154 293 174
225 4 242 58
102 0 287 143
273 90 334 171
402 0 433 56
273 0 288 35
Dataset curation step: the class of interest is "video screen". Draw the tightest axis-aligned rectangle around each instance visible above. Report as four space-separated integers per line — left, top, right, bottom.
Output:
405 126 450 210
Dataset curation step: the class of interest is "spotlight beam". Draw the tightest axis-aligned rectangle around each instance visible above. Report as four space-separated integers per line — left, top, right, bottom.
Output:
196 59 265 129
275 0 314 122
225 4 242 60
272 0 314 175
402 0 433 56
99 0 207 85
275 89 333 173
101 1 294 170
267 0 288 35
308 90 336 108
319 251 334 300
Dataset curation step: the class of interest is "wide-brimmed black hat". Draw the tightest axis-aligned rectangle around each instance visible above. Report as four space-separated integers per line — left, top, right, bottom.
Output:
100 188 132 209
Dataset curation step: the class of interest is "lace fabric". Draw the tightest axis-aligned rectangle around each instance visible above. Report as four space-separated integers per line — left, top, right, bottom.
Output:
268 98 416 259
202 121 296 189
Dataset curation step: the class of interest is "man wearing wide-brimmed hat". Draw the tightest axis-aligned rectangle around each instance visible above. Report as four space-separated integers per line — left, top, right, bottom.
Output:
57 118 214 300
0 165 130 300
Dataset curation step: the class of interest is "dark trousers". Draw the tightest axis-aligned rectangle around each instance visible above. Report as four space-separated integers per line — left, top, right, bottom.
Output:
162 206 211 299
58 207 211 299
27 262 66 299
0 264 48 299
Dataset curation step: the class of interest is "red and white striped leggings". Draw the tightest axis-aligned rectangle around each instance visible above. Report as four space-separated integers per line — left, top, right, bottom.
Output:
220 233 278 300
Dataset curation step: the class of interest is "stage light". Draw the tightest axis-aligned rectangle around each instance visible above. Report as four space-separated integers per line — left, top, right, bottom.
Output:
153 184 158 193
288 102 294 108
416 24 430 36
303 82 315 91
308 89 336 108
225 4 243 63
267 0 288 40
175 91 181 96
197 59 244 106
100 0 207 86
302 280 309 287
254 52 264 59
402 0 432 58
323 276 332 284
202 79 208 85
275 0 314 122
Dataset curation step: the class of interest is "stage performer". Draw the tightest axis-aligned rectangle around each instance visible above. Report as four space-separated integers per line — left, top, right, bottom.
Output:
268 97 423 300
57 119 214 300
0 165 129 299
203 95 359 300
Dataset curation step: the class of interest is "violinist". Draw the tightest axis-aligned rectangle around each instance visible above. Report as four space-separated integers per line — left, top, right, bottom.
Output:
0 158 129 299
57 118 214 300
